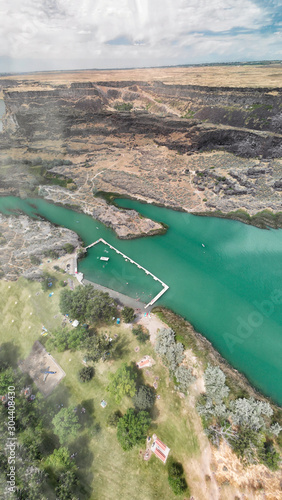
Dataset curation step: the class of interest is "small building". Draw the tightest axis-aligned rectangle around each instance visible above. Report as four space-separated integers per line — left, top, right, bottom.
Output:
151 435 170 464
72 320 80 327
100 400 107 408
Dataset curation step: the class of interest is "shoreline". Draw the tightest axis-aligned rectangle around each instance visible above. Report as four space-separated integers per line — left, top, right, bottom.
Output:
154 306 282 412
79 273 281 412
96 190 282 231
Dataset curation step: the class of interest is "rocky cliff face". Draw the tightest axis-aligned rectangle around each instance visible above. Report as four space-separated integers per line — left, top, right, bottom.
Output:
0 76 282 240
0 214 81 280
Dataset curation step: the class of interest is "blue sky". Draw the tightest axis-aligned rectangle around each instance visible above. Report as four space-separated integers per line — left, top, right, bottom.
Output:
0 0 281 73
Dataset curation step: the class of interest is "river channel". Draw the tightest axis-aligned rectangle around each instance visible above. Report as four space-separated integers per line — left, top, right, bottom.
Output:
0 195 281 405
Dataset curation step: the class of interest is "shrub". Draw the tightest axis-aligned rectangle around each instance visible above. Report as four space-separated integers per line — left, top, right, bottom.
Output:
107 410 123 428
132 325 149 343
117 409 151 450
30 255 41 265
133 385 155 411
63 243 74 254
168 476 188 495
78 366 94 382
122 307 135 323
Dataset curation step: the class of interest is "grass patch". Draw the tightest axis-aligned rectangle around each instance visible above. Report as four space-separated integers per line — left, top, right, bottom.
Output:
0 279 200 499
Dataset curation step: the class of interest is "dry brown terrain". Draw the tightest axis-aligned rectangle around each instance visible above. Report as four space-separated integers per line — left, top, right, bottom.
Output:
2 63 282 88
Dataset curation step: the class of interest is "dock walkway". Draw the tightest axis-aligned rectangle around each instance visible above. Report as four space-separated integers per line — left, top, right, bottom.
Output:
85 238 169 308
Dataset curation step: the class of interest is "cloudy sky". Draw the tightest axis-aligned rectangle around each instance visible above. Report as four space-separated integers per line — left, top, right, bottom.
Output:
0 0 281 73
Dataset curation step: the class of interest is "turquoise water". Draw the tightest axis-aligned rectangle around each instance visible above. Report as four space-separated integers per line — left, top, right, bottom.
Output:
0 196 281 405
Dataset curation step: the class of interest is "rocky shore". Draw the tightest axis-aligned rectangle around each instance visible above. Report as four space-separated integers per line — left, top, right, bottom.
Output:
0 214 81 280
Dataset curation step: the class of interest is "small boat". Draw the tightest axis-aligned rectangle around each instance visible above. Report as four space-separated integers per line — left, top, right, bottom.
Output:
202 243 205 247
100 256 109 261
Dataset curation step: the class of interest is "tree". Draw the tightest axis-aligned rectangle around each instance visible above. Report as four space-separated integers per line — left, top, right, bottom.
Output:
117 409 151 450
45 447 74 471
78 366 94 383
133 385 155 411
63 243 74 254
84 334 112 363
174 365 195 393
52 406 81 444
0 368 14 394
107 410 123 427
230 398 273 431
167 458 189 496
204 364 230 404
46 327 89 353
55 469 78 499
86 291 117 323
155 328 184 372
132 325 149 343
60 285 117 323
168 476 188 495
122 307 135 323
107 363 136 404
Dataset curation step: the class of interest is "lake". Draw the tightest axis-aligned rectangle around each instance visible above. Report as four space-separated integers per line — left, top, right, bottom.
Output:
0 195 281 405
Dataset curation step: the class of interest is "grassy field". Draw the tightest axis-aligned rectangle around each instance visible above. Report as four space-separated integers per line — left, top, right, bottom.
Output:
0 277 202 499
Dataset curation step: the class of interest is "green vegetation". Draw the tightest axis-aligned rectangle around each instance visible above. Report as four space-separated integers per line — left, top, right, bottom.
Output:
107 363 137 404
133 385 155 411
52 406 81 444
117 408 151 450
63 243 74 254
181 110 195 119
114 102 133 111
122 306 135 323
167 458 189 495
78 366 94 383
197 364 281 466
46 326 88 352
30 255 41 265
132 324 149 343
60 284 117 323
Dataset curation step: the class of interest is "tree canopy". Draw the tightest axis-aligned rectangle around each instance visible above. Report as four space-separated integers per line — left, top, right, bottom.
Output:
117 409 151 450
107 363 136 404
133 385 155 411
122 307 135 323
52 406 81 444
60 285 117 323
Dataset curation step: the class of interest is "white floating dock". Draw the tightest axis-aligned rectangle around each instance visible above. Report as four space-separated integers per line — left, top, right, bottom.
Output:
85 238 169 308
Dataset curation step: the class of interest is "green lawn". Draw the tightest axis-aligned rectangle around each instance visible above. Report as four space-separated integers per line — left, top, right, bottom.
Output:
0 278 201 499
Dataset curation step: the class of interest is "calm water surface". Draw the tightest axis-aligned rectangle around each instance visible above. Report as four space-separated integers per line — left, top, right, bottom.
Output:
0 196 281 405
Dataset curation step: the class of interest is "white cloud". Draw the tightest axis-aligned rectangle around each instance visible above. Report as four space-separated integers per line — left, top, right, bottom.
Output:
0 0 280 72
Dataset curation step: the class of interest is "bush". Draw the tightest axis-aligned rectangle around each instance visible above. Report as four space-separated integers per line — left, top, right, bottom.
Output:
117 409 151 450
30 255 41 265
78 366 94 382
107 410 123 428
168 476 188 495
167 458 188 495
44 249 59 259
132 325 149 343
133 385 155 411
63 243 74 254
122 307 135 323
